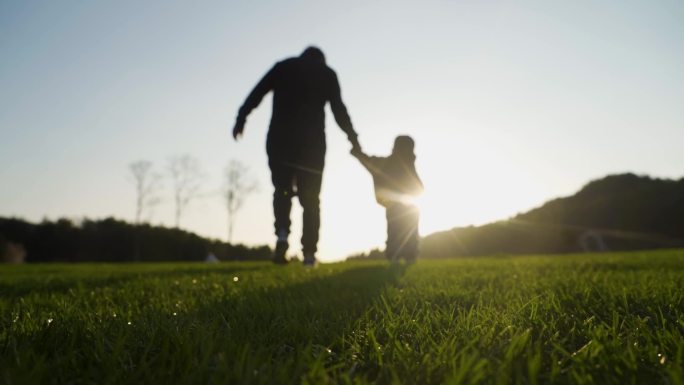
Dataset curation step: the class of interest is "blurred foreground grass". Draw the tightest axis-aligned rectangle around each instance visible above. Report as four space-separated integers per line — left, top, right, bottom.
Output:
1 250 683 384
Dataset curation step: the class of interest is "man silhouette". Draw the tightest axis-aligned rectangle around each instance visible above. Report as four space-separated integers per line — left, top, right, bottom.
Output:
233 46 359 266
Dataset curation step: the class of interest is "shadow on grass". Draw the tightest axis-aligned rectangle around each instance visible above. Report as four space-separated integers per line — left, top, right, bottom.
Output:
1 263 406 385
201 263 405 343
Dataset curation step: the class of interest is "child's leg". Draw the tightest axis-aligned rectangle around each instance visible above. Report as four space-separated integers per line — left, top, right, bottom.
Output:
404 205 420 262
396 204 420 262
385 205 401 262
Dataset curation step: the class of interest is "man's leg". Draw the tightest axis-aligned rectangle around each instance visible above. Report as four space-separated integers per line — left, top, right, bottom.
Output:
296 160 324 264
269 157 296 263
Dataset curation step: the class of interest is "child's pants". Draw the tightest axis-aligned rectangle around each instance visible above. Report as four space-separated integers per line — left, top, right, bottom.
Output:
385 203 420 261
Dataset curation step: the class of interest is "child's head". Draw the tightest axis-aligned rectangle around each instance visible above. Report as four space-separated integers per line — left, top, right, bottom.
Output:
392 135 416 160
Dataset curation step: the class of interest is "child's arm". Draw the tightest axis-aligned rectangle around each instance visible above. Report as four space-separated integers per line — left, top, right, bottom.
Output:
351 145 374 173
351 142 386 178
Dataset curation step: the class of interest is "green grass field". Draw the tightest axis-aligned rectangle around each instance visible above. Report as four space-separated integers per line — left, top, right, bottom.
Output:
1 250 683 385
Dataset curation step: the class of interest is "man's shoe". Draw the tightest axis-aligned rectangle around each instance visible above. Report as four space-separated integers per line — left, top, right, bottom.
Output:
272 241 289 265
302 253 318 268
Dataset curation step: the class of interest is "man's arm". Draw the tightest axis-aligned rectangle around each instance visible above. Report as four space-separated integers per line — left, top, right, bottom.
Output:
233 64 277 140
328 71 359 149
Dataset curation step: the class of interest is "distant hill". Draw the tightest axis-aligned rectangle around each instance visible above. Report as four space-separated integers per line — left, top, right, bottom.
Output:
420 173 684 258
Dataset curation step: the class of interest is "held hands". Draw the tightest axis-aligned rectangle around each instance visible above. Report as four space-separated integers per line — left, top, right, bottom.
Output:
349 134 361 153
232 120 245 140
349 135 363 158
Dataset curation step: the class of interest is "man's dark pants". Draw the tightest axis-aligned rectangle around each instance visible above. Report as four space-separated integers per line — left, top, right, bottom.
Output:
267 133 325 255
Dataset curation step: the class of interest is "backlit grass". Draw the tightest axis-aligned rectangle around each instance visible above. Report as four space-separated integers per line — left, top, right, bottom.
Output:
1 250 683 384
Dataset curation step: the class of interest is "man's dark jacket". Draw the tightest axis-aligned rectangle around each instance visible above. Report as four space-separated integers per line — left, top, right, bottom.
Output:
237 55 357 160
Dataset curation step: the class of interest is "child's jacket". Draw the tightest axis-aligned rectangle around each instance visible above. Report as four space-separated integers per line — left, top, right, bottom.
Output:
354 152 424 207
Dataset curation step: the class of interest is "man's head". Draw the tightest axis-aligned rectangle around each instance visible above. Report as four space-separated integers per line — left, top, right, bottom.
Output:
392 135 416 159
300 46 326 64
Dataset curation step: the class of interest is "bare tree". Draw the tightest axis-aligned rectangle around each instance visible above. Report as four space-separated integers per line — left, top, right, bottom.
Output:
224 160 258 243
128 160 162 224
167 154 205 228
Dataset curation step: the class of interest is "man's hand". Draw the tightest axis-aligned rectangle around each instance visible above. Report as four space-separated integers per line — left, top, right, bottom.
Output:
350 146 362 158
349 135 363 159
232 120 245 140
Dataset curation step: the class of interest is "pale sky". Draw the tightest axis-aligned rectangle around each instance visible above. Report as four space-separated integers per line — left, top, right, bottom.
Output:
1 1 683 262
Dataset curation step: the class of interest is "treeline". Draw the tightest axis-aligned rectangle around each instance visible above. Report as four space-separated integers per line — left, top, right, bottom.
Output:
0 217 271 263
347 248 384 261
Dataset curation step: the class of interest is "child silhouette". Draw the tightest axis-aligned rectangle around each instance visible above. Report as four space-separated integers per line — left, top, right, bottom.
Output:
352 136 424 263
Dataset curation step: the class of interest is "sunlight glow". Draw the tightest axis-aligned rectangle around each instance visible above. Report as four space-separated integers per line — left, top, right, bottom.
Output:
1 1 681 263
